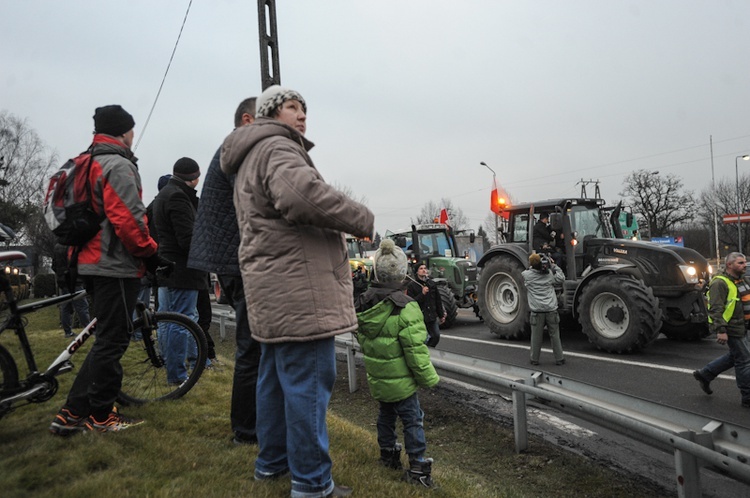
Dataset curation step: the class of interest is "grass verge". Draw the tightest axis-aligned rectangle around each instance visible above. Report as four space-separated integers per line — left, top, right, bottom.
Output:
0 304 670 497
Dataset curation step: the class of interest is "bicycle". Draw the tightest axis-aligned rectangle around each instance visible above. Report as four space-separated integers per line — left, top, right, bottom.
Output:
0 250 208 421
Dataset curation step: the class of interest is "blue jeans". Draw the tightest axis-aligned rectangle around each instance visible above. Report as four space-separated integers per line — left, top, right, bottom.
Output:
158 287 199 384
699 333 750 404
254 338 337 498
59 284 91 336
377 392 427 461
425 320 440 348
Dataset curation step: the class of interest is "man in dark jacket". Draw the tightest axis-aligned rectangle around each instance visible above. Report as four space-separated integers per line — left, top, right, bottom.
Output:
187 96 259 445
693 252 750 407
532 213 554 252
406 263 446 347
153 157 208 384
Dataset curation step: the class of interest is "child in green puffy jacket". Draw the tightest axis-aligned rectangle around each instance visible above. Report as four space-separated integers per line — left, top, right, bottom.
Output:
355 239 440 488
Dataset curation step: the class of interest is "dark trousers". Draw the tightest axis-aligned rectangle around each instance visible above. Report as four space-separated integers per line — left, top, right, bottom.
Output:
65 276 140 420
196 288 217 359
220 274 261 440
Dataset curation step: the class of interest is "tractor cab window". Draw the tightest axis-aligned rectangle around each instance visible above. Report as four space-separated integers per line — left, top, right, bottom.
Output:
511 213 529 242
569 205 606 251
345 238 363 259
416 231 453 257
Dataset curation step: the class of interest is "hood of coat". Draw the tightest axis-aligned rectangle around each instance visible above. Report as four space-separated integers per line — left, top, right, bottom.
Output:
356 286 412 339
220 117 315 176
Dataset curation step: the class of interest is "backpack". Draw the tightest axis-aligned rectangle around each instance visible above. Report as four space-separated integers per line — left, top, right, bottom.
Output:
42 149 104 247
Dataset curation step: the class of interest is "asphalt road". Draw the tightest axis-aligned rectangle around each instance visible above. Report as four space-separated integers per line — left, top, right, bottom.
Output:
439 308 750 429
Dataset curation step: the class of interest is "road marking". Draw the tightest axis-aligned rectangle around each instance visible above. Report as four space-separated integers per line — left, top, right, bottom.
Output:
441 334 736 381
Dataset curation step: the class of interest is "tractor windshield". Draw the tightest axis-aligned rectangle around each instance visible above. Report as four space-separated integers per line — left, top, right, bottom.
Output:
345 237 364 259
415 231 453 257
569 205 608 240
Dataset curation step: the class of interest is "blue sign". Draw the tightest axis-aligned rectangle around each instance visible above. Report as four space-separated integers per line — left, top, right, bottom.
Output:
651 236 684 247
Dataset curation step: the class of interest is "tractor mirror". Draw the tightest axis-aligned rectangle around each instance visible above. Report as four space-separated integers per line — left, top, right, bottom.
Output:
470 233 476 243
395 236 407 248
549 213 563 231
626 212 634 226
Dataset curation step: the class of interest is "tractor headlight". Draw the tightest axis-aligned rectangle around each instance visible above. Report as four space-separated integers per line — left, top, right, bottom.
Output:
678 265 699 284
708 264 714 275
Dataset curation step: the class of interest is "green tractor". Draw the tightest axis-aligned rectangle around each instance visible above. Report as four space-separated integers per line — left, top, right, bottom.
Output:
476 198 711 353
385 223 479 328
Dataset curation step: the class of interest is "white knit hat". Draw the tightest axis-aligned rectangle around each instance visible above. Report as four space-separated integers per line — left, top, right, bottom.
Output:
256 85 307 117
373 239 408 283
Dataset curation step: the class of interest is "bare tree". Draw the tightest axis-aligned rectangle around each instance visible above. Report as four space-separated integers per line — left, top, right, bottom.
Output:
620 170 695 238
0 111 57 244
331 181 368 207
415 198 469 231
483 212 501 244
698 175 750 255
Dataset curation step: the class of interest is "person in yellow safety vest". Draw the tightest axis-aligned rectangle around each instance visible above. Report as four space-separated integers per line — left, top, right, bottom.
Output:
693 252 750 408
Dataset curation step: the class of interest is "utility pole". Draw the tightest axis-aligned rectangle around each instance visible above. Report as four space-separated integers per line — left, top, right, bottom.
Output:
257 0 281 90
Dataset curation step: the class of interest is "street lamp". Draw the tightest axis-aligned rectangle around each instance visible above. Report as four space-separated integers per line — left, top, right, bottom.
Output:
480 161 499 244
735 155 750 252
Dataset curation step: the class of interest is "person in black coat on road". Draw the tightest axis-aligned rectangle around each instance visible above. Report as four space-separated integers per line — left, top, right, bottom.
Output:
406 263 446 347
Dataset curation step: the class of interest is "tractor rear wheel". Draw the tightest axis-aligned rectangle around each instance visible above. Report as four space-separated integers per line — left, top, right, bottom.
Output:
438 284 458 329
579 274 661 353
477 255 530 339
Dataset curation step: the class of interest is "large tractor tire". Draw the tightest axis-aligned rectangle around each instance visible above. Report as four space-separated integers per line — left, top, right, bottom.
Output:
477 256 530 339
578 274 662 353
438 284 458 329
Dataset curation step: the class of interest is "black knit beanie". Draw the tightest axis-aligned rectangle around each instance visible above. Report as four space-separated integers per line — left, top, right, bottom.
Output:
93 105 135 136
172 157 200 181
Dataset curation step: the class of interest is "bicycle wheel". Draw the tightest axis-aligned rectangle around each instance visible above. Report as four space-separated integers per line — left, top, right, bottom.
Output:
0 344 20 420
118 311 207 405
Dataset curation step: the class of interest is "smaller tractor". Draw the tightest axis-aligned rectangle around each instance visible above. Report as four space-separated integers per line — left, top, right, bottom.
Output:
386 223 479 328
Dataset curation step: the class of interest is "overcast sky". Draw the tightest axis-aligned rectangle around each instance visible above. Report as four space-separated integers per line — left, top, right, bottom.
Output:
2 1 750 236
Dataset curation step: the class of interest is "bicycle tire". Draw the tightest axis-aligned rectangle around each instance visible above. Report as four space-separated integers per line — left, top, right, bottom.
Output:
117 311 207 405
0 344 20 420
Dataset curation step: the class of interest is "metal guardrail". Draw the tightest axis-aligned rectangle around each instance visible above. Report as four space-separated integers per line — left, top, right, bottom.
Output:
334 335 750 498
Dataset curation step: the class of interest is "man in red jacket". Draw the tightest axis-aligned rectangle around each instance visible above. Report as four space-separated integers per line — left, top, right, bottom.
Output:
50 105 163 435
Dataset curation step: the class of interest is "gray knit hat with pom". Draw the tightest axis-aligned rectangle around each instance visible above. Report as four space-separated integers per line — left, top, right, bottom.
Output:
373 239 408 283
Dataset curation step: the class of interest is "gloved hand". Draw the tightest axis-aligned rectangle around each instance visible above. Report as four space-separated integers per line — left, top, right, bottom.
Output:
144 254 175 278
550 231 557 237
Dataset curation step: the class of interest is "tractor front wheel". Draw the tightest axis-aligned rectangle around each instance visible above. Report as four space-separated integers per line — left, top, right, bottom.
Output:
578 274 661 353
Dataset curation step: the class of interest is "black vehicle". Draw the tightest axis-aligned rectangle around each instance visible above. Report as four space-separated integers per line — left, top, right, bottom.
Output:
476 198 711 353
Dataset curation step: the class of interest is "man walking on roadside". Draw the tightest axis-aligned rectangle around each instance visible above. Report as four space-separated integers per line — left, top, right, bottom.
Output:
188 97 260 445
693 252 750 408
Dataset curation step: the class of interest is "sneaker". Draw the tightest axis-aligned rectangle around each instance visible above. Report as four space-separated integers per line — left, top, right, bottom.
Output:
49 407 87 436
530 360 540 366
85 407 144 432
64 332 75 338
326 485 353 497
556 359 566 365
405 458 435 488
693 370 713 395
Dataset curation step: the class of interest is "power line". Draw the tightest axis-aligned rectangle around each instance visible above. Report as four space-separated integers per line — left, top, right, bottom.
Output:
134 0 194 152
